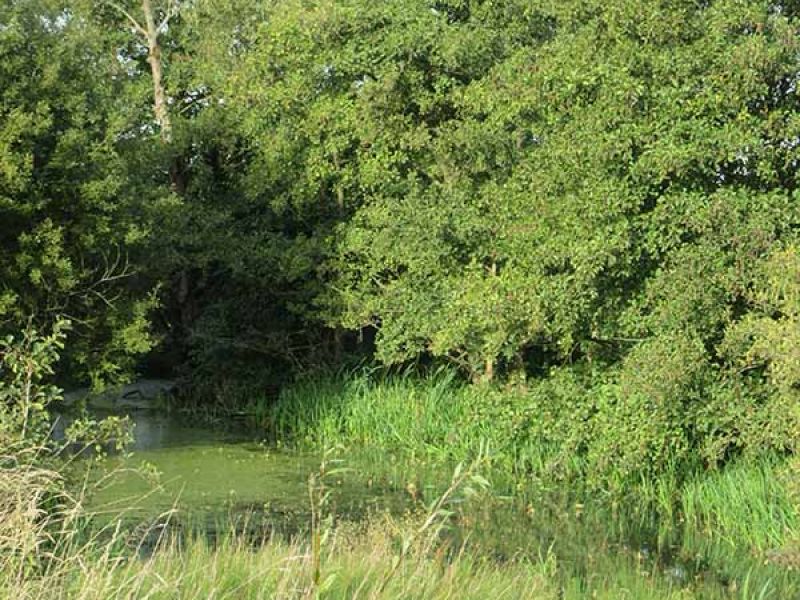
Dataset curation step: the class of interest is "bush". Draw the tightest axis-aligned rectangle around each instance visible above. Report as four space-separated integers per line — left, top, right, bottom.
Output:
0 320 68 445
268 360 800 492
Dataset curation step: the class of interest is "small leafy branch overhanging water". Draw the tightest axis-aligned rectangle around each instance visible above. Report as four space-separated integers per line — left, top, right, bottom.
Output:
0 320 68 444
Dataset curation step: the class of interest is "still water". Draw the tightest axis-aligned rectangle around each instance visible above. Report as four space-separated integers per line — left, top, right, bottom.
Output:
64 409 424 529
60 408 800 598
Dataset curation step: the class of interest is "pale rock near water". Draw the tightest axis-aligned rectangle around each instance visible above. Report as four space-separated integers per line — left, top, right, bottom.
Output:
62 379 176 411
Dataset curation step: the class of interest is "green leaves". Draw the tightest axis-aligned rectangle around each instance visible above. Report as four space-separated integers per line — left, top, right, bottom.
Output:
178 0 800 401
4 0 800 481
723 247 800 398
0 0 159 385
0 319 68 442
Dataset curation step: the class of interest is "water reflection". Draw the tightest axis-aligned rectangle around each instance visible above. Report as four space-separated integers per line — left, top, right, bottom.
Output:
53 408 252 452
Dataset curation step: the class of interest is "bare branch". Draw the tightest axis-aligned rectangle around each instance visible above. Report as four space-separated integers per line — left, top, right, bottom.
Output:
103 1 147 37
91 289 117 309
157 0 179 34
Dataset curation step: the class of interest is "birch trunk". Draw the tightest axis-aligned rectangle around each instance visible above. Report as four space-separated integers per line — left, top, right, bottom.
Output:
142 0 172 143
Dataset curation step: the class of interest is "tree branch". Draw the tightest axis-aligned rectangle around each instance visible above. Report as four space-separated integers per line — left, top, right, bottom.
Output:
157 0 179 34
104 1 147 37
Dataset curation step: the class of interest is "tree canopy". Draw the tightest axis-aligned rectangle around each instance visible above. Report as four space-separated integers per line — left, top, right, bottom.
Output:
3 0 800 479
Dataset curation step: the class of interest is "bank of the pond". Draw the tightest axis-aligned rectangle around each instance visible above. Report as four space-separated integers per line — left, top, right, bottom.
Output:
244 373 800 596
4 483 799 600
5 448 797 600
0 518 741 600
28 373 800 599
61 415 800 599
262 373 790 494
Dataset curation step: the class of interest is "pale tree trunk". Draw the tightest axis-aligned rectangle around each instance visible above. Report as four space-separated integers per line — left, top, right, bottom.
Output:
105 1 174 143
142 0 172 143
483 357 494 383
135 2 192 337
106 1 195 350
107 1 196 347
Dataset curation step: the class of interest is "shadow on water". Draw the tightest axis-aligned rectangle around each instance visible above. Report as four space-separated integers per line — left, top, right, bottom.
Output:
57 405 800 598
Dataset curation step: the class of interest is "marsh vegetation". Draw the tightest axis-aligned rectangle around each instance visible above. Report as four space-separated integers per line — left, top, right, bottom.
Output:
5 0 800 597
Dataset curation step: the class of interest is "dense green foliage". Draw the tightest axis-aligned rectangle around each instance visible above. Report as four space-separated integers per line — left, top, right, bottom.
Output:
3 0 800 485
0 0 161 385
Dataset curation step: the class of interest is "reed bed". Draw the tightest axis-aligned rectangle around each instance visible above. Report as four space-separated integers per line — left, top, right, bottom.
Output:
1 440 775 600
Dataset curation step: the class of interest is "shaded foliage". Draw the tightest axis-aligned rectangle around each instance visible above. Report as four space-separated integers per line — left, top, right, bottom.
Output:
3 0 800 483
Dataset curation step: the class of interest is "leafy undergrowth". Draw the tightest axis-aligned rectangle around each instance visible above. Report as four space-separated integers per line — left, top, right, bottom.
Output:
265 370 793 493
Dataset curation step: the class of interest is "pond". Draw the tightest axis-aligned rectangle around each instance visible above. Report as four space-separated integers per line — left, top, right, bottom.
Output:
57 406 800 598
60 408 441 534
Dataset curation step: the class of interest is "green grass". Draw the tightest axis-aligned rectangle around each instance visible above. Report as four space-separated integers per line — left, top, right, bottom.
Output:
8 371 800 599
266 371 529 470
5 439 800 599
258 372 800 597
681 458 797 553
3 448 730 600
674 458 800 594
1 517 770 600
0 532 562 600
